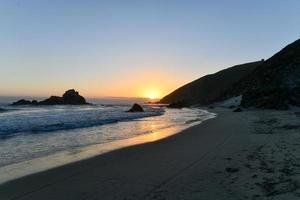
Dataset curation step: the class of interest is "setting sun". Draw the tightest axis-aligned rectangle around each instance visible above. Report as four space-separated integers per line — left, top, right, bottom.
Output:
144 89 160 100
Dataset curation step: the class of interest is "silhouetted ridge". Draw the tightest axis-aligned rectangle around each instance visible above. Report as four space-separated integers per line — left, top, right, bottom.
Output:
228 38 300 109
160 61 262 106
161 38 300 109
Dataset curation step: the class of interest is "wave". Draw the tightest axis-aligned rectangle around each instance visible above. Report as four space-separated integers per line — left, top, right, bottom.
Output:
0 105 164 139
0 108 6 113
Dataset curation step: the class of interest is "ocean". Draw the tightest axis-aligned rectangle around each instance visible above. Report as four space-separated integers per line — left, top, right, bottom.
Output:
0 97 216 183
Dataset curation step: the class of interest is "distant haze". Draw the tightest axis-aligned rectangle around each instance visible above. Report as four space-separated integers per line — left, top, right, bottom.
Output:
0 0 299 98
0 96 147 106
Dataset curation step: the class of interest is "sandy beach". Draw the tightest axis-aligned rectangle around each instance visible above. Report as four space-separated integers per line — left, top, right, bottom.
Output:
1 1 299 199
1 108 300 200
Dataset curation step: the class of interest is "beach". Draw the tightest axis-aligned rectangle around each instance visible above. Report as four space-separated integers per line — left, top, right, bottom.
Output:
1 108 300 200
1 1 299 199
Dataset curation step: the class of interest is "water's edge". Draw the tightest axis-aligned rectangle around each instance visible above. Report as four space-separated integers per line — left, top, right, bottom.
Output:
0 111 216 185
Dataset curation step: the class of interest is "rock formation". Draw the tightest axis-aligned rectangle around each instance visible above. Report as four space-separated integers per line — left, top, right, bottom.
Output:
11 99 34 106
128 103 144 112
11 89 88 106
62 89 87 105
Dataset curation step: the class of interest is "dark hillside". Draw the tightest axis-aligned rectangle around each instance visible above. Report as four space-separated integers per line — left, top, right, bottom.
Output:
160 61 262 106
229 39 300 109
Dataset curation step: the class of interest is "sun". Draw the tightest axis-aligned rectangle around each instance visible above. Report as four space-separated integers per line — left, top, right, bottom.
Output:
144 89 160 100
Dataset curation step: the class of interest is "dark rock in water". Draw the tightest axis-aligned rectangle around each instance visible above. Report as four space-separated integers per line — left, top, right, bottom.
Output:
39 96 64 105
31 100 38 105
62 89 87 105
128 103 144 112
233 107 242 112
0 107 6 112
167 101 188 108
11 89 88 106
12 99 34 106
228 105 235 109
208 105 214 109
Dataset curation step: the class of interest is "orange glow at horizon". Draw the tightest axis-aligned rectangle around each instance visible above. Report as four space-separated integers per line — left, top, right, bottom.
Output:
82 68 187 99
143 89 161 100
0 68 189 100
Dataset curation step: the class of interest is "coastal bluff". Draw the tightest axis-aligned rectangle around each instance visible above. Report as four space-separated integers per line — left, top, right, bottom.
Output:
160 61 261 107
11 89 88 106
161 38 300 109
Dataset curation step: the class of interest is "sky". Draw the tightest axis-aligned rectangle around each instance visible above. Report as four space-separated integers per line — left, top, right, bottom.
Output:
0 0 300 98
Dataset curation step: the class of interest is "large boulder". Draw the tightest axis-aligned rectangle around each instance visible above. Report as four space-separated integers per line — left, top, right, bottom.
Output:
62 89 87 105
128 103 144 112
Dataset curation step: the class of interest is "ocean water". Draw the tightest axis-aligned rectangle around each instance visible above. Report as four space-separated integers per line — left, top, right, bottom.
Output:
0 98 215 183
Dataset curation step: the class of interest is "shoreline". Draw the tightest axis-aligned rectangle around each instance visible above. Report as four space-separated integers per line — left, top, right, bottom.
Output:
0 109 215 185
1 108 300 199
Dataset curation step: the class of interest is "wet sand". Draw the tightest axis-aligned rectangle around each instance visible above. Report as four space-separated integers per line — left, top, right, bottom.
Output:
1 108 300 200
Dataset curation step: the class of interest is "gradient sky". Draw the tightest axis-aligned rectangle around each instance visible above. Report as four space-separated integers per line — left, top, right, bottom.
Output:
0 0 300 98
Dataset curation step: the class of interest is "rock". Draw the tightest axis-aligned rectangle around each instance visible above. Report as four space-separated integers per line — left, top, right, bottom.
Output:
11 89 88 106
233 107 242 112
39 96 64 105
128 103 144 112
31 100 39 105
11 99 34 105
62 89 87 105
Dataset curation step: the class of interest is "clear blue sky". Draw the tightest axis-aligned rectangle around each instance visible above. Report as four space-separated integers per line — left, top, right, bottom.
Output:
0 0 299 97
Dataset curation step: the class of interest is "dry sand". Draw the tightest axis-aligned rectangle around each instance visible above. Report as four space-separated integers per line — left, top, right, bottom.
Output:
0 108 300 200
